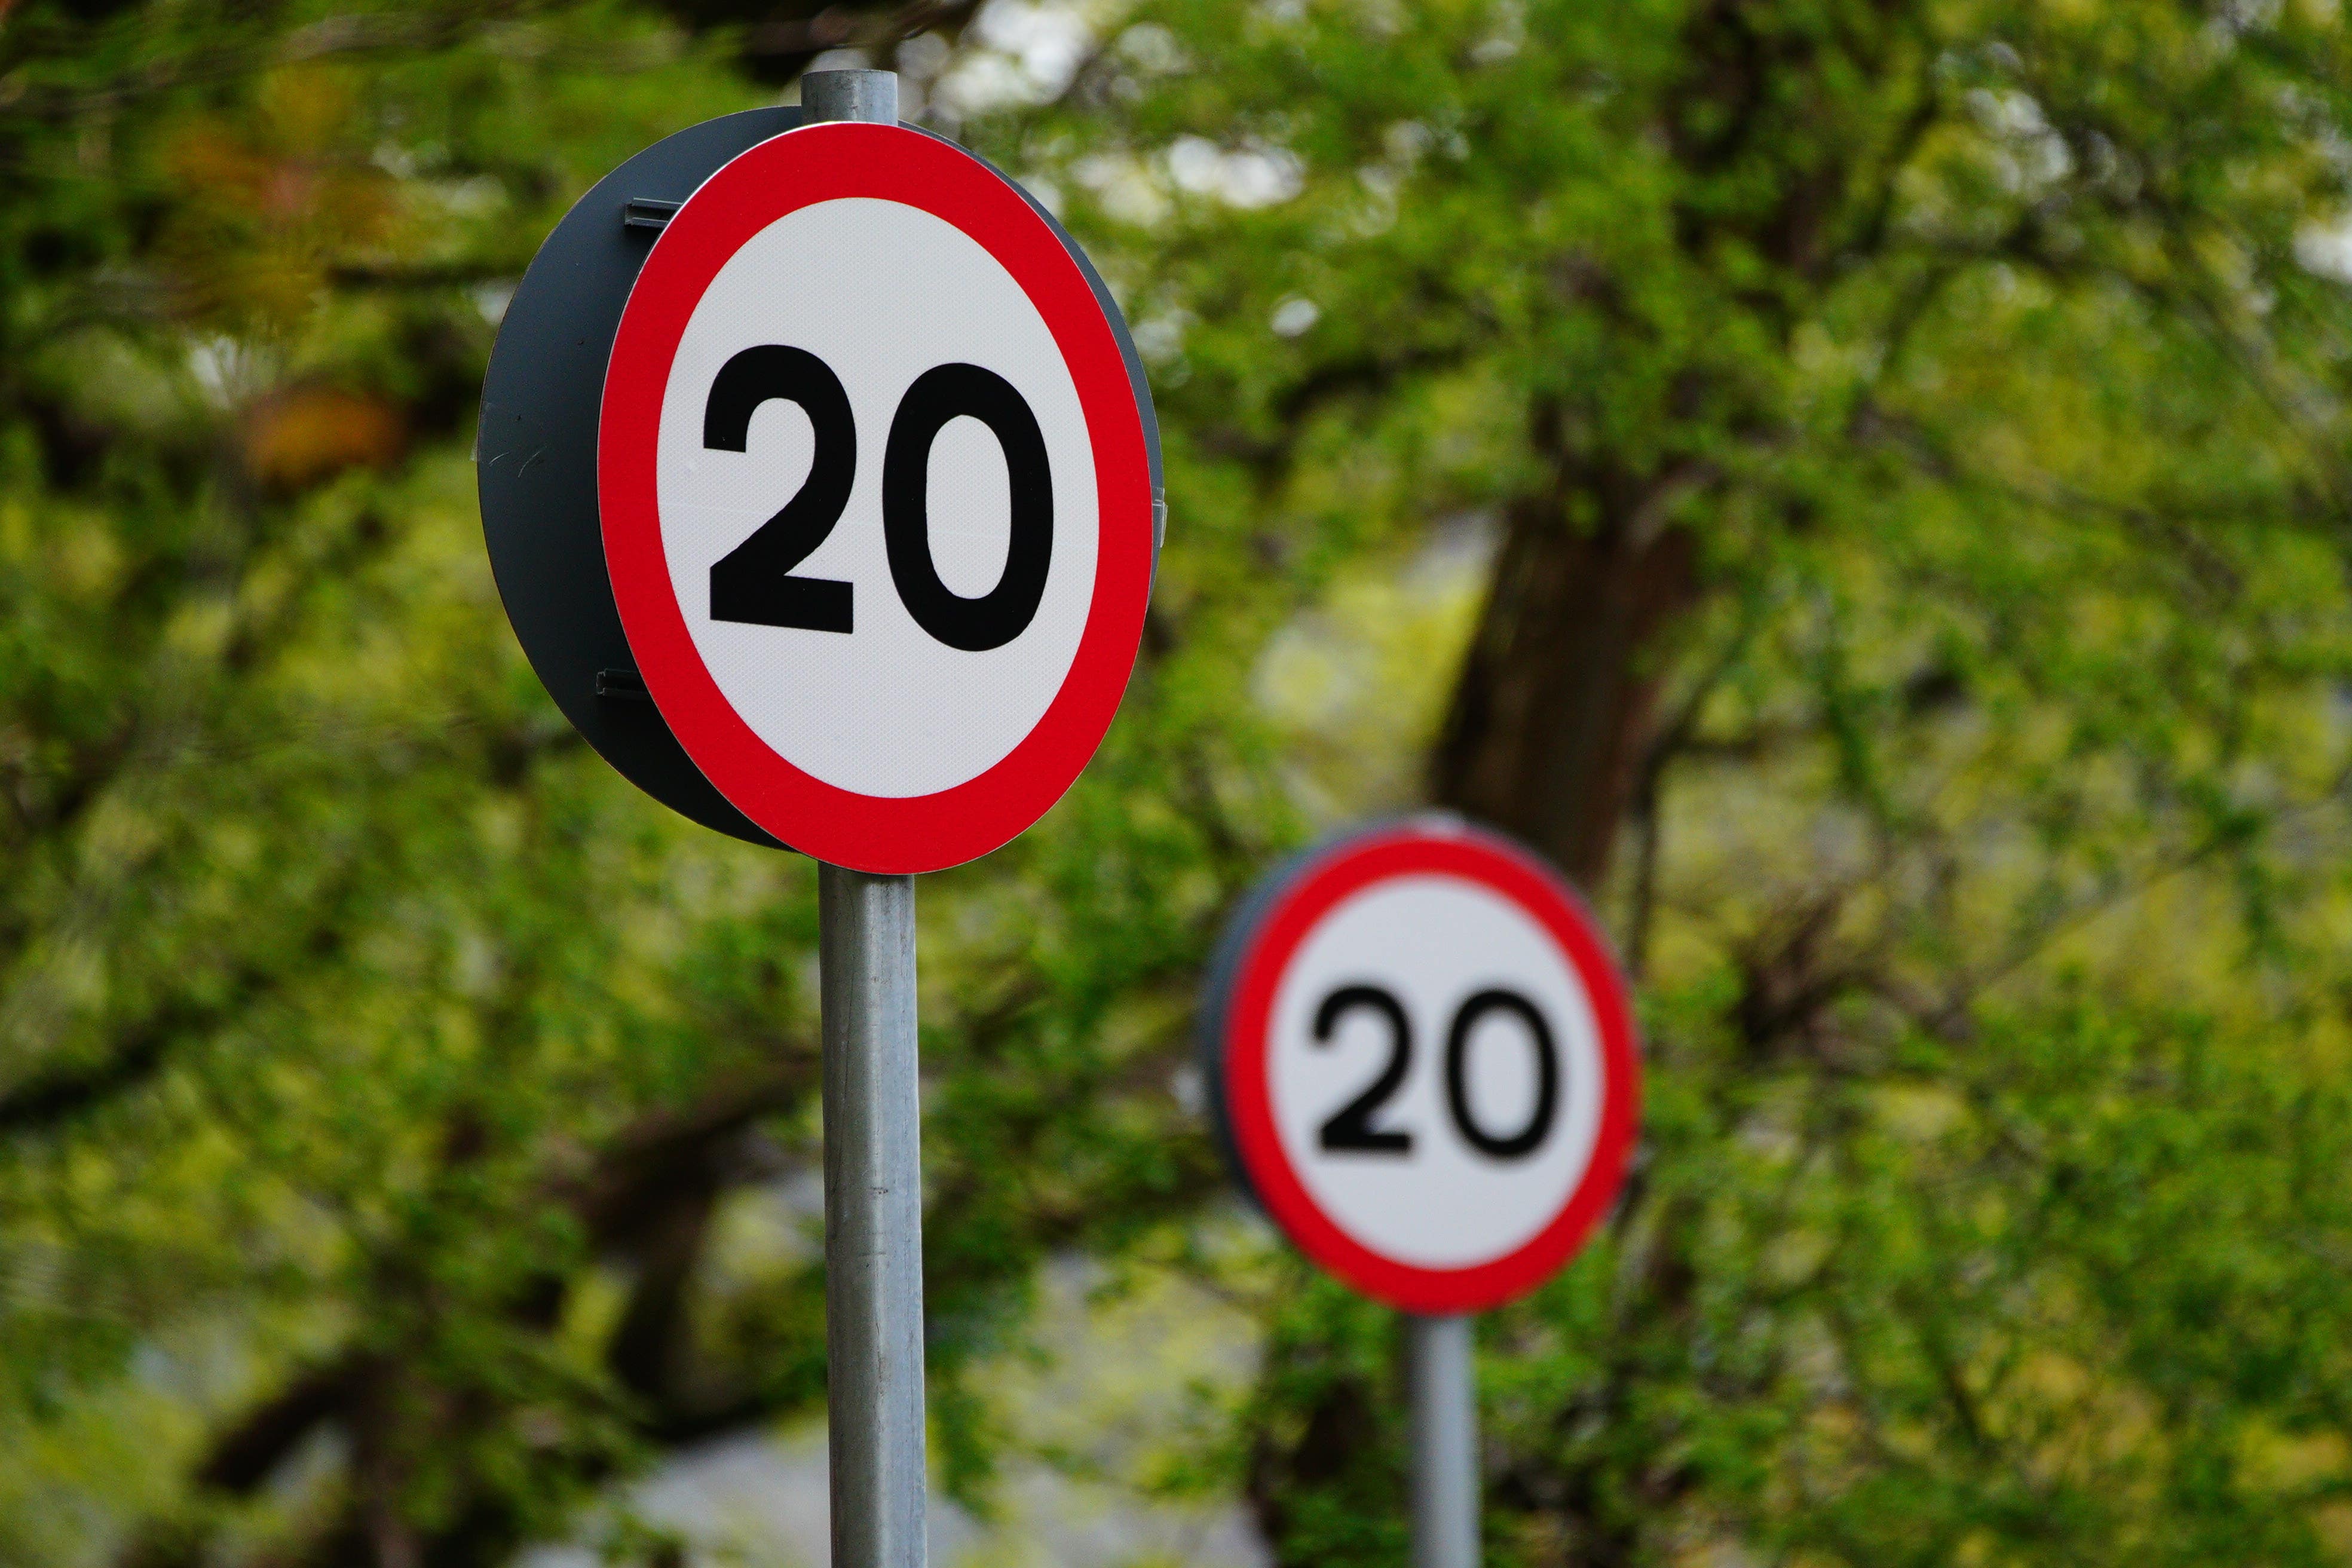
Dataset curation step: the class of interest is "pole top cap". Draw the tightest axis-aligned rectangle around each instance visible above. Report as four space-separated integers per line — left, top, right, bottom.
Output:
802 68 899 125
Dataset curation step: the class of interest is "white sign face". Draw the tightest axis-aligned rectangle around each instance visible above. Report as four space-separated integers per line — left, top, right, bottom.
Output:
655 197 1100 799
1266 874 1605 1269
1209 820 1640 1313
600 121 1157 874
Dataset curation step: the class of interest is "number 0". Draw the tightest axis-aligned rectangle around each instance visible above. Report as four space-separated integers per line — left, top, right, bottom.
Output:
884 363 1054 653
1444 989 1558 1159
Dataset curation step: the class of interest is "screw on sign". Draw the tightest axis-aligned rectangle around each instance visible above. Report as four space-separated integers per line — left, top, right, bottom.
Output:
1201 817 1640 1568
477 71 1160 1568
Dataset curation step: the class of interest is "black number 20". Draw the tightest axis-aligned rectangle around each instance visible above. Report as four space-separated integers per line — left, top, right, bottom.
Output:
1313 982 1560 1162
702 344 1052 653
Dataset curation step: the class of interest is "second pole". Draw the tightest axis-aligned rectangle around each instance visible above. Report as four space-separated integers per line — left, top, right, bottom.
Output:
811 60 927 1568
1407 1313 1480 1568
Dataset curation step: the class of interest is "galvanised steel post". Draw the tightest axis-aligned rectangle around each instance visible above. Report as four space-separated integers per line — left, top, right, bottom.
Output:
1407 1313 1479 1568
808 68 927 1568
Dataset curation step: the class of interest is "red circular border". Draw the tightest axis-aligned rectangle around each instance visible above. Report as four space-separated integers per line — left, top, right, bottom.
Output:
1222 821 1641 1313
598 123 1155 872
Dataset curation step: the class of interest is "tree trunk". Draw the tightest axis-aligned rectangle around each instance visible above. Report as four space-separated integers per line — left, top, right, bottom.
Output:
1431 485 1701 892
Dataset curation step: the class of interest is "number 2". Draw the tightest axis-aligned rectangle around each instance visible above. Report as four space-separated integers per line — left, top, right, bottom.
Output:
1315 985 1415 1153
702 345 1053 650
705 345 856 633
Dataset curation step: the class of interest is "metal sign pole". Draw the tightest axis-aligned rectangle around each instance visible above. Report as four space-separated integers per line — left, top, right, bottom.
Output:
1407 1313 1480 1568
820 863 925 1568
809 71 926 1568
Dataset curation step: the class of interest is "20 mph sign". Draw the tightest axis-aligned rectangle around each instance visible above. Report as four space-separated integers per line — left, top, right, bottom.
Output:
596 121 1157 872
1203 819 1640 1313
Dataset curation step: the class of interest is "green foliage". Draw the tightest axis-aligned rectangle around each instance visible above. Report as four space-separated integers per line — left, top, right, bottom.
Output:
6 1 2352 1566
960 0 2352 1561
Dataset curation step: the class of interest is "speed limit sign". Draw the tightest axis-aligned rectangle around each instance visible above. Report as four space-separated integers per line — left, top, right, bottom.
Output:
1202 818 1640 1313
482 75 1156 1568
591 121 1158 873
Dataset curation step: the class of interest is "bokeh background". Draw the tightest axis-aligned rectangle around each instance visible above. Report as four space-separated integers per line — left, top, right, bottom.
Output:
7 1 2352 1564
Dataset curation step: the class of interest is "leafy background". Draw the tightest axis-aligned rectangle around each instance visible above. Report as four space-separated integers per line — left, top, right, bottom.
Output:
5 1 2352 1565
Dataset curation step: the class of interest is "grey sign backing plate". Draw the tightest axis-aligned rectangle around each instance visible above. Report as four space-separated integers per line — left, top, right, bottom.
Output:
479 107 800 848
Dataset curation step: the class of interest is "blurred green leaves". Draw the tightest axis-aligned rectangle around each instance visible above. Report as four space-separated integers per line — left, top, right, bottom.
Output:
8 1 2352 1566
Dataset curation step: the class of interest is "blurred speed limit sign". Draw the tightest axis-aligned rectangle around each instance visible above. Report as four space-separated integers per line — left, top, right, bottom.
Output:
1202 818 1640 1312
595 120 1159 872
